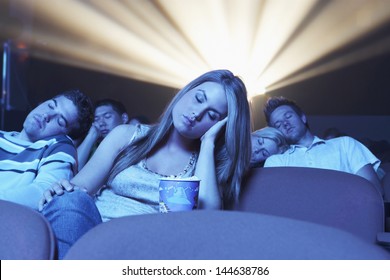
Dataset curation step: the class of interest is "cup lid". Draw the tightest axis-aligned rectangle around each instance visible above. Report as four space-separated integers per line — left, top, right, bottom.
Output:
159 176 200 181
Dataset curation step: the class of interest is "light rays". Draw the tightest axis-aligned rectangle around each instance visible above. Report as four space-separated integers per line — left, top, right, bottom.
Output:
2 0 390 98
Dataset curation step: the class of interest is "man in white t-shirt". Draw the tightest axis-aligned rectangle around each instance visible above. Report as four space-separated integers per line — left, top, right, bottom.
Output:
263 96 383 196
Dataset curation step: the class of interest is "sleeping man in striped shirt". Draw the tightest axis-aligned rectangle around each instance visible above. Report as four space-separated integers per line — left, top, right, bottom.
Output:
0 89 93 210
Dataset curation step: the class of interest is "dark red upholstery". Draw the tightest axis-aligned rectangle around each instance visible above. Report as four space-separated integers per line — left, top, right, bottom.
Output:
236 167 385 244
64 210 390 260
0 200 55 260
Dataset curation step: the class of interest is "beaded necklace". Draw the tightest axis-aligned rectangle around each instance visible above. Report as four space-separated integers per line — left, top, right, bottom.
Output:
142 151 198 178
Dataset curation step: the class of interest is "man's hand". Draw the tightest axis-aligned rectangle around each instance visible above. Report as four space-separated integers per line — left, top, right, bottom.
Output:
38 179 84 211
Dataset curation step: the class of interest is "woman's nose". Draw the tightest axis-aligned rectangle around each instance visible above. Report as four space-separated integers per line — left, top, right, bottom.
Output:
191 112 200 121
43 113 50 122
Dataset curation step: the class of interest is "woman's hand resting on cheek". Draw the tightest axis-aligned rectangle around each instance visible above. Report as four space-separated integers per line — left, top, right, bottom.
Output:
201 117 227 144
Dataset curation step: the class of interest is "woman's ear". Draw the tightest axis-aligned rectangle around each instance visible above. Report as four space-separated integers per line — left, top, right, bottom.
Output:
122 113 129 124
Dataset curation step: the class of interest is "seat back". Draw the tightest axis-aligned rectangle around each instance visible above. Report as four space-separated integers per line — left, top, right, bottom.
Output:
0 200 55 260
236 167 385 243
64 210 390 260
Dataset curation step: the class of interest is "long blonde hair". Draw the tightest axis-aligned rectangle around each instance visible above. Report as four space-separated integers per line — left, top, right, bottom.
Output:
108 70 251 208
252 126 289 154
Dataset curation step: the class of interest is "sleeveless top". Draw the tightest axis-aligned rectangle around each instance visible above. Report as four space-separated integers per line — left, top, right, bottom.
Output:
95 124 198 222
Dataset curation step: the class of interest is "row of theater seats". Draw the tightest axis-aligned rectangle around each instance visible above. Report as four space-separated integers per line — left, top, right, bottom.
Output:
1 167 390 260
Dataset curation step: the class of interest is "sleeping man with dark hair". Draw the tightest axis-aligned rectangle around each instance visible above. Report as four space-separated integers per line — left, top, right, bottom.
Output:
263 96 383 196
0 89 94 209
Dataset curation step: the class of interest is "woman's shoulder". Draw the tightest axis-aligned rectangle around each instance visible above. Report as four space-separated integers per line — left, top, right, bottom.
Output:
109 123 151 143
100 124 137 147
110 124 139 136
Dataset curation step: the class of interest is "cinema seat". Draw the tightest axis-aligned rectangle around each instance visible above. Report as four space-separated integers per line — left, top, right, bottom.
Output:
64 210 390 260
236 167 385 244
0 199 55 260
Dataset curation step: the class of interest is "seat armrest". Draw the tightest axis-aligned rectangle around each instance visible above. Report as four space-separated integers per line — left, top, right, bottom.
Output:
377 232 390 248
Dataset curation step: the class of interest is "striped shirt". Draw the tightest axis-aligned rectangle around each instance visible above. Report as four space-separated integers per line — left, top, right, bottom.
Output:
0 131 77 210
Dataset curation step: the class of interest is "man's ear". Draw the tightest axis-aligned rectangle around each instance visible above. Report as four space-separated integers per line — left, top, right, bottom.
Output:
301 114 307 125
122 113 129 124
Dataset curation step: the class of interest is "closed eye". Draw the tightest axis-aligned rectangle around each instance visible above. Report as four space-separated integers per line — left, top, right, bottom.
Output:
57 117 67 128
48 100 55 109
50 99 68 128
195 92 206 103
104 113 113 119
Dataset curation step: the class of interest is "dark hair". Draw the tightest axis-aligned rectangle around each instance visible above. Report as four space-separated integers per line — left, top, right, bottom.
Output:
95 99 128 116
57 89 94 140
263 96 305 125
322 127 346 140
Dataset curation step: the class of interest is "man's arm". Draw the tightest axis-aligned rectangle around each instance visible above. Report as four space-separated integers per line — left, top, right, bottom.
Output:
3 140 77 210
356 164 384 196
341 136 383 196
